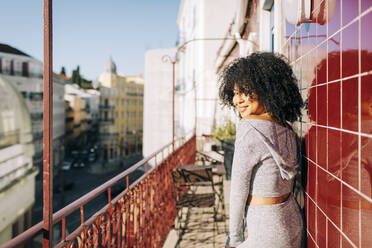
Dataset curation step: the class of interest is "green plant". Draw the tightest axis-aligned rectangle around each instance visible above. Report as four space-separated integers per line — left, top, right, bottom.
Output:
212 119 236 140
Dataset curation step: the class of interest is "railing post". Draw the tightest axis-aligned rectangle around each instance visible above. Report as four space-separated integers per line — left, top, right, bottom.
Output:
42 0 53 247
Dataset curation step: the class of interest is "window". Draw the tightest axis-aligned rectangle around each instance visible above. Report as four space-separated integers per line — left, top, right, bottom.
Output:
0 57 2 73
10 60 14 75
22 62 29 77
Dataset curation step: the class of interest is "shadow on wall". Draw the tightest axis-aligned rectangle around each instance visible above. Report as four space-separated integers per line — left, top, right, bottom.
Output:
305 49 372 246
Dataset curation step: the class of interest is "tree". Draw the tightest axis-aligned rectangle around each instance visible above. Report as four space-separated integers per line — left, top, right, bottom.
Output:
70 65 93 89
60 66 66 76
70 66 81 85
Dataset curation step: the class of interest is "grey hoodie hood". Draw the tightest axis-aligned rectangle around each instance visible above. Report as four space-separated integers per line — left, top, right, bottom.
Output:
242 119 299 180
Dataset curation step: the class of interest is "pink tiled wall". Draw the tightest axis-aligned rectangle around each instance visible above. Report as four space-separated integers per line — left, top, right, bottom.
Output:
283 1 372 247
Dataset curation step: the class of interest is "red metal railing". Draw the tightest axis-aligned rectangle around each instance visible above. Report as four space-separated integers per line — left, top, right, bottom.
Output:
2 136 196 248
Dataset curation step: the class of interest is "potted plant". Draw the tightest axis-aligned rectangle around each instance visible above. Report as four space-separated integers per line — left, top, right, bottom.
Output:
212 119 236 179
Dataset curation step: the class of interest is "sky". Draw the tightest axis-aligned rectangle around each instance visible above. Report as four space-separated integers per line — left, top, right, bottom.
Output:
0 0 180 81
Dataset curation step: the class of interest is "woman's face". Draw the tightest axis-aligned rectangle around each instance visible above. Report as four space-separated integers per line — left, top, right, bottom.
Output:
233 85 266 119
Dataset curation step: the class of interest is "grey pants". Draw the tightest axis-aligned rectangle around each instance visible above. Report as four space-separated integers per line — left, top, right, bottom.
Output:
237 195 303 248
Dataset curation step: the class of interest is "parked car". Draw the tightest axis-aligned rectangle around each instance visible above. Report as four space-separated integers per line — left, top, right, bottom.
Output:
78 160 85 168
61 160 73 171
72 159 85 168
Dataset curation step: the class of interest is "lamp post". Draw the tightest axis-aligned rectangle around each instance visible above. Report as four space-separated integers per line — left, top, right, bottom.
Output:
161 55 177 150
162 37 239 149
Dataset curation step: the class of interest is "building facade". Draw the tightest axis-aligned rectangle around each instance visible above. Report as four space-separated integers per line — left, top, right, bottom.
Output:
215 0 372 247
98 58 144 163
177 0 237 137
0 44 66 176
143 48 175 158
64 84 97 153
0 76 36 245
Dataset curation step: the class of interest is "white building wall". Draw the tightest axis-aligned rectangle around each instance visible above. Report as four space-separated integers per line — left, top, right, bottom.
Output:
177 0 237 137
0 75 36 245
0 50 66 170
143 48 175 158
86 89 100 124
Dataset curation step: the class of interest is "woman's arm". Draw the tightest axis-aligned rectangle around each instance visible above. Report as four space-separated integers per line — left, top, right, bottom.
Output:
227 134 261 247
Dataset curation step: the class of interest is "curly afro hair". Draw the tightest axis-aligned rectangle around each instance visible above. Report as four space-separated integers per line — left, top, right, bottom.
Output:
218 52 304 128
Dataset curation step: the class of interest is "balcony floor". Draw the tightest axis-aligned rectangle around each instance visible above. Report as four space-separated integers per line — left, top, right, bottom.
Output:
163 178 231 248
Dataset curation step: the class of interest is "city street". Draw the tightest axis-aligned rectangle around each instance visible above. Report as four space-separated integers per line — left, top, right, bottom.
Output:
32 154 143 235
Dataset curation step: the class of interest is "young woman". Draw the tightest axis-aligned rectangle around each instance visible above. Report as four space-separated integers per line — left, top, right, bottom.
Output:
219 52 304 248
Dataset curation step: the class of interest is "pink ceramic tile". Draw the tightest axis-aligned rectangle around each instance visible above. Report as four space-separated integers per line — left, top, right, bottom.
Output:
361 11 372 73
328 0 341 36
308 22 317 47
328 221 341 248
289 36 296 63
360 137 372 198
341 184 360 246
316 126 327 168
299 25 308 57
308 161 317 200
317 166 328 211
361 200 372 247
326 172 341 227
361 0 372 13
328 128 341 180
316 208 327 247
341 132 359 189
342 78 359 132
315 4 327 46
317 85 327 125
308 86 317 123
308 233 317 248
307 125 317 163
306 126 310 160
361 75 372 134
317 44 328 85
308 198 317 240
327 33 341 82
341 21 359 78
342 236 355 247
285 20 296 39
342 0 359 26
328 82 341 128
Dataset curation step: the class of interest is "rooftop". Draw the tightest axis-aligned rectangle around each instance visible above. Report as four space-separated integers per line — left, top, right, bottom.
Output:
0 43 30 57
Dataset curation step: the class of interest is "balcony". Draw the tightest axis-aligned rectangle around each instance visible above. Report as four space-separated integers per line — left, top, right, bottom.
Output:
99 118 114 123
3 136 232 247
99 105 115 110
30 112 43 120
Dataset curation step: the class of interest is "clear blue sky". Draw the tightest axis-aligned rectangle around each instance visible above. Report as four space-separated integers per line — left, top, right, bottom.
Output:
0 0 179 81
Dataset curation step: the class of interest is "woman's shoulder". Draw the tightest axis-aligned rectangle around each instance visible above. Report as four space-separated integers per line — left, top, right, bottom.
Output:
235 120 261 145
237 118 277 135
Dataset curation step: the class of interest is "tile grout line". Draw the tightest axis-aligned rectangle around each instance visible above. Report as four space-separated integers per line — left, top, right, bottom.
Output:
303 69 372 89
306 157 372 203
294 6 372 66
305 192 358 248
306 227 321 248
284 6 372 61
299 122 372 139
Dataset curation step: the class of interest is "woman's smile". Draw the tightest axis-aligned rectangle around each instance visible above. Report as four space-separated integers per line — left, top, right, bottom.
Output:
233 85 266 118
